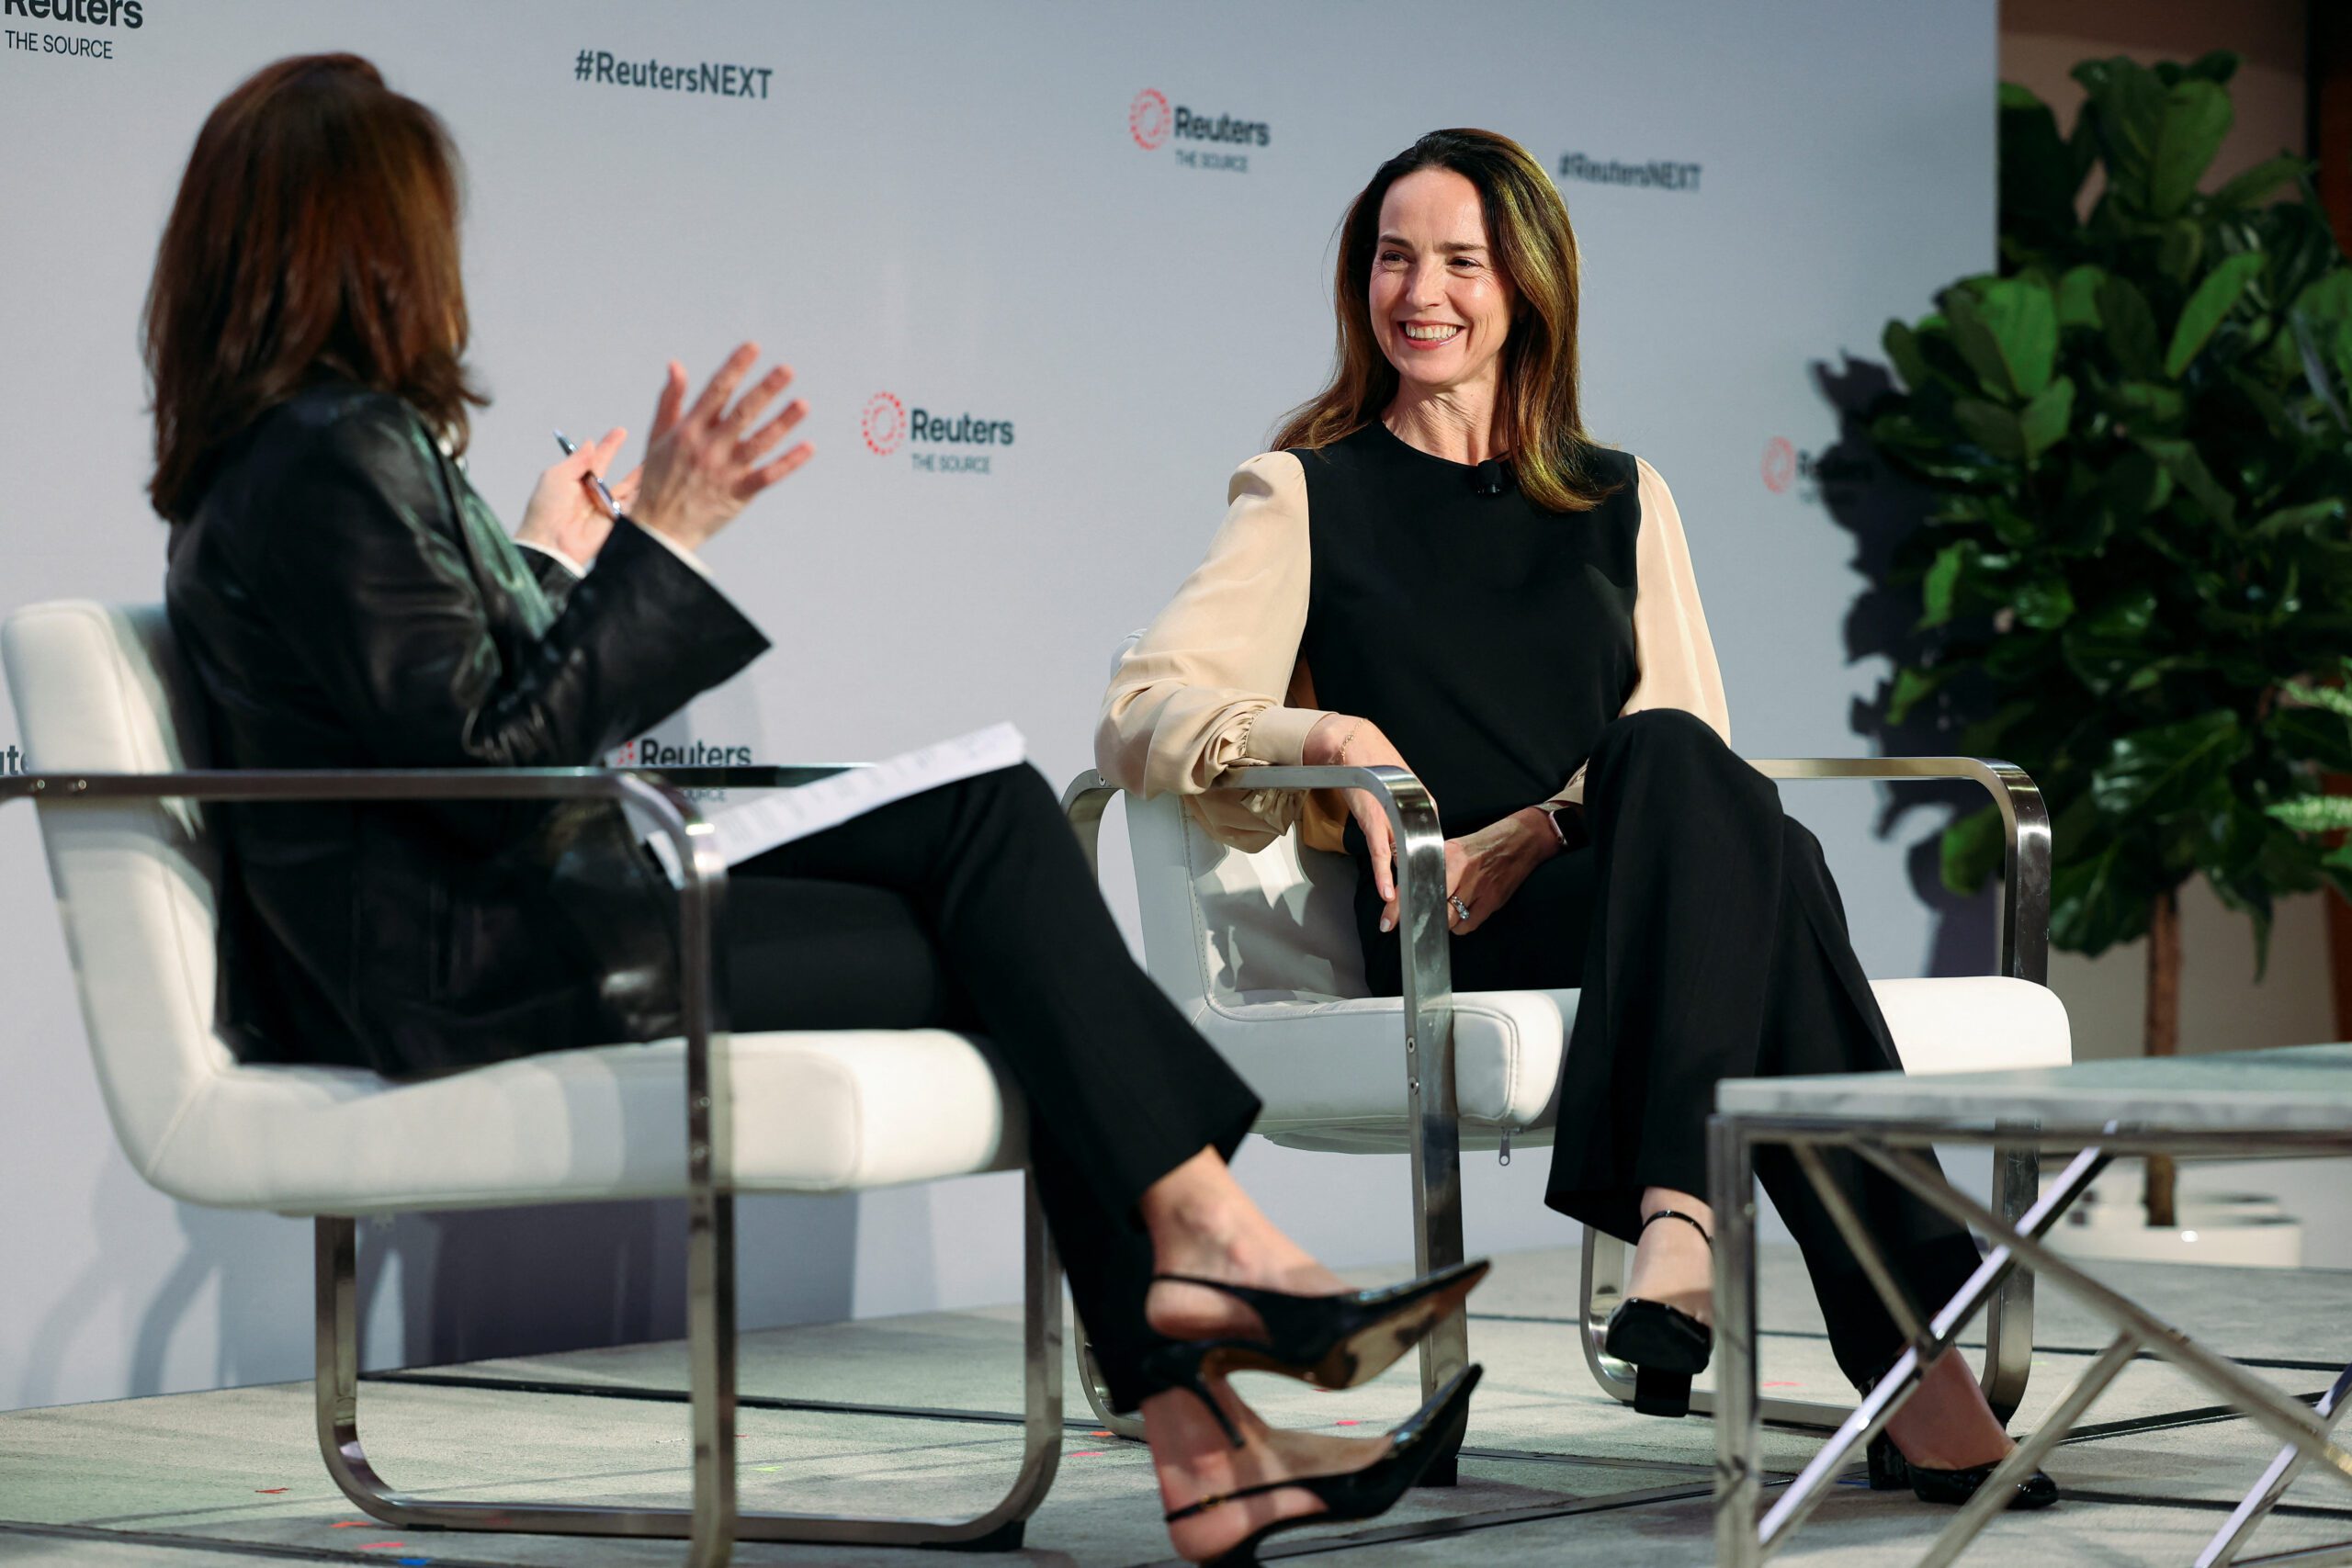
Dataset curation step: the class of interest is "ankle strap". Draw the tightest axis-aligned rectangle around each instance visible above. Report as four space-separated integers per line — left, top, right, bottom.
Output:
1163 1474 1293 1524
1639 1207 1713 1249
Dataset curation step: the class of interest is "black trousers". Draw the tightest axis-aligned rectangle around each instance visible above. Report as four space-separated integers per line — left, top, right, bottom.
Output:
1355 708 1980 1391
722 763 1261 1411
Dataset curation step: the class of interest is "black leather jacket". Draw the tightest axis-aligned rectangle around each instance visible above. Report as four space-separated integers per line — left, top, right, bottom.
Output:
165 382 770 1076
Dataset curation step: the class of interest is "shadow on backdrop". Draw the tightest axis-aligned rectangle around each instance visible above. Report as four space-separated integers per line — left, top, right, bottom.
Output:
1810 354 2001 979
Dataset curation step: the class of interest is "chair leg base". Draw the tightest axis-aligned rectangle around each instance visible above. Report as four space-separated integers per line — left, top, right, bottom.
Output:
1415 1439 1462 1489
915 1519 1026 1552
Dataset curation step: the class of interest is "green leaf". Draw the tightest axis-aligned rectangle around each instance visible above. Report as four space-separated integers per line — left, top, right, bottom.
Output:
1977 279 2060 398
1953 399 2026 460
2062 585 2160 694
1939 804 2006 897
1919 539 1980 628
2011 577 2076 629
2100 450 2165 519
2149 80 2233 217
2270 707 2352 772
2055 265 2107 328
2138 435 2238 522
1886 665 1953 726
1943 285 2019 398
1883 320 1932 392
2281 679 2352 718
2098 276 2164 378
2050 841 2150 955
2074 56 2167 209
2107 379 2185 426
2267 795 2352 833
2158 220 2206 284
2253 500 2347 538
2018 376 2075 459
2091 712 2247 819
2209 152 2310 210
2165 252 2265 377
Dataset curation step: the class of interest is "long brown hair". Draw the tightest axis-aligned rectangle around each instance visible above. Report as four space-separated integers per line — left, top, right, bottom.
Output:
1274 129 1610 513
144 53 484 523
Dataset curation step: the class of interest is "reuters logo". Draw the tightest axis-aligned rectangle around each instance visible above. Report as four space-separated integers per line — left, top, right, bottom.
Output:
1130 88 1170 151
862 391 908 457
1760 436 1796 494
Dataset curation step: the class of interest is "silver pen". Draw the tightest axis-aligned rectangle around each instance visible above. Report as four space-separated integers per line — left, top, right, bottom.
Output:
552 430 622 518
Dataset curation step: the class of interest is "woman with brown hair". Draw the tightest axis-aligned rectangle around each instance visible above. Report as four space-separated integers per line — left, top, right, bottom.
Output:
151 55 1480 1565
1100 129 2056 1510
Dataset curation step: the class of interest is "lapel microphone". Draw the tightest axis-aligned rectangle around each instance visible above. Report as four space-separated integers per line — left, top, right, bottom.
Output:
1470 457 1511 496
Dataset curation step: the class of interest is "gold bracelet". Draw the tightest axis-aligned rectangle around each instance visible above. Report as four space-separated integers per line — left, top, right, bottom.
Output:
1334 717 1363 764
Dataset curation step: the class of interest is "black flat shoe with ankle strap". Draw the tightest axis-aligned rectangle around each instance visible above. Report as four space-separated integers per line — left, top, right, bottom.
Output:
1601 1207 1714 1418
1163 1364 1482 1567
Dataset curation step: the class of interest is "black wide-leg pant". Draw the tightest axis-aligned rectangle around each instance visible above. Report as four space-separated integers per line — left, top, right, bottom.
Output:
1354 708 1980 1391
720 763 1261 1411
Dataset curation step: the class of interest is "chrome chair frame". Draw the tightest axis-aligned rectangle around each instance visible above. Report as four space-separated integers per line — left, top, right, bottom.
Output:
1064 754 2051 1438
5 764 1063 1568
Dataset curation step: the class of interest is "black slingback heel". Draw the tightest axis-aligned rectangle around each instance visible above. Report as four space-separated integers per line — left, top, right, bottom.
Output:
1600 1207 1714 1418
1147 1258 1489 1399
1162 1364 1483 1567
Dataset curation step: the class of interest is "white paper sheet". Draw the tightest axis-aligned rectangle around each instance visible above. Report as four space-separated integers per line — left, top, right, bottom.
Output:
643 722 1027 877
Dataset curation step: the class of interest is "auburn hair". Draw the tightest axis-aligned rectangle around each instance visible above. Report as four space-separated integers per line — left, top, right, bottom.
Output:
144 53 484 523
1273 129 1611 513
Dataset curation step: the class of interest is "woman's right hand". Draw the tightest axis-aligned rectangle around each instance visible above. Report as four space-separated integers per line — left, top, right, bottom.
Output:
1304 713 1414 929
630 343 813 551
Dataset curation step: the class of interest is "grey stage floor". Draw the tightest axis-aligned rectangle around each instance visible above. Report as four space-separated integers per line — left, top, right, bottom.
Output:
1 1245 2346 1566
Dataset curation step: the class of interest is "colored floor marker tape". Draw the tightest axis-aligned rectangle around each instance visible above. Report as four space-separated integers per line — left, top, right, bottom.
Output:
1068 1450 1107 1458
753 1465 780 1472
254 1487 288 1495
1090 1429 1113 1438
1763 1381 1801 1389
356 1544 406 1552
1332 1419 1364 1427
331 1520 371 1528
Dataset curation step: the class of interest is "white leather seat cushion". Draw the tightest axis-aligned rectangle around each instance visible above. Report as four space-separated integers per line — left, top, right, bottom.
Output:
144 1029 1023 1215
2 601 1023 1217
1193 975 2070 1156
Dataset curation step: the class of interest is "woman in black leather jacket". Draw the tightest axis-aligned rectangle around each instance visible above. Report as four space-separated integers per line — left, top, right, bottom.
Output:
144 53 1480 1563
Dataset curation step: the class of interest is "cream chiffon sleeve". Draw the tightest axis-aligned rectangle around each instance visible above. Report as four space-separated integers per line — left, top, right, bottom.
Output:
1094 452 1336 852
1543 457 1731 811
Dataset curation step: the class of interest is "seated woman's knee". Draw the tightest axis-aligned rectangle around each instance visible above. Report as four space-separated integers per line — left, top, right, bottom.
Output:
1592 706 1727 766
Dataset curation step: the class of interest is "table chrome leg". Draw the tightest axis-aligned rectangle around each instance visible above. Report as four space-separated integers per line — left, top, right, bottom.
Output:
1917 1333 2138 1568
1712 1114 1762 1568
1861 1143 2352 1483
2199 1360 2352 1568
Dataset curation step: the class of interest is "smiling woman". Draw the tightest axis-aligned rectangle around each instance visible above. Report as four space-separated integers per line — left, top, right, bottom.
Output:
1273 129 1608 513
1100 125 2064 1521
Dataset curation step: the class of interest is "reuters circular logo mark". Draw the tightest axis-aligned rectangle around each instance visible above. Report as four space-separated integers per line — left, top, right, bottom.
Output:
862 392 907 457
1130 88 1170 151
1760 436 1797 493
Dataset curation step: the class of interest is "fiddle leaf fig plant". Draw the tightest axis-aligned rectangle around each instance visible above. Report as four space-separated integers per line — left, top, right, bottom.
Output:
1863 51 2352 1171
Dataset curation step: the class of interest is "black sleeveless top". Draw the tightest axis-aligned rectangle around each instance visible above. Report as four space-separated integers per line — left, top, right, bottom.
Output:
1294 423 1643 837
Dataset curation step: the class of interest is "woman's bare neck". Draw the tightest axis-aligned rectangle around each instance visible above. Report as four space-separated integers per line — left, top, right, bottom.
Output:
1381 385 1506 466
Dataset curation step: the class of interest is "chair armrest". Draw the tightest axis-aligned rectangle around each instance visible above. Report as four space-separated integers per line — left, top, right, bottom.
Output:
1 766 737 1193
1743 756 2051 987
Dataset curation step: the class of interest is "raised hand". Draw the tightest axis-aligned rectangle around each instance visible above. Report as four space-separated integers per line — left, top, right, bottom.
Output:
630 343 812 551
514 425 635 565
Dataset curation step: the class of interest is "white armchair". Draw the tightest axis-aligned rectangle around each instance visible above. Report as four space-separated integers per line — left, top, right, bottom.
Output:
1064 716 2071 1445
1 601 1062 1568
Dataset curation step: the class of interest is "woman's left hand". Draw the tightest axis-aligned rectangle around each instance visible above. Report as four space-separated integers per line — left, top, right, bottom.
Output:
514 425 641 566
1442 808 1563 935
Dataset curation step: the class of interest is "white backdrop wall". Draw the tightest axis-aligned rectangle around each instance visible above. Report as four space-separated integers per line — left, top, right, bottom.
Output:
0 0 1996 1411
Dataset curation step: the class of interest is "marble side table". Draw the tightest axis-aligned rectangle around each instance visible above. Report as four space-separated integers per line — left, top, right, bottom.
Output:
1709 1043 2352 1568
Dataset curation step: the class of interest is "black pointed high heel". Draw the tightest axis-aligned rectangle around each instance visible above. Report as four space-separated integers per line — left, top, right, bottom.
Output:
1601 1207 1714 1418
1163 1364 1483 1567
1148 1258 1489 1399
1866 1430 2058 1509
